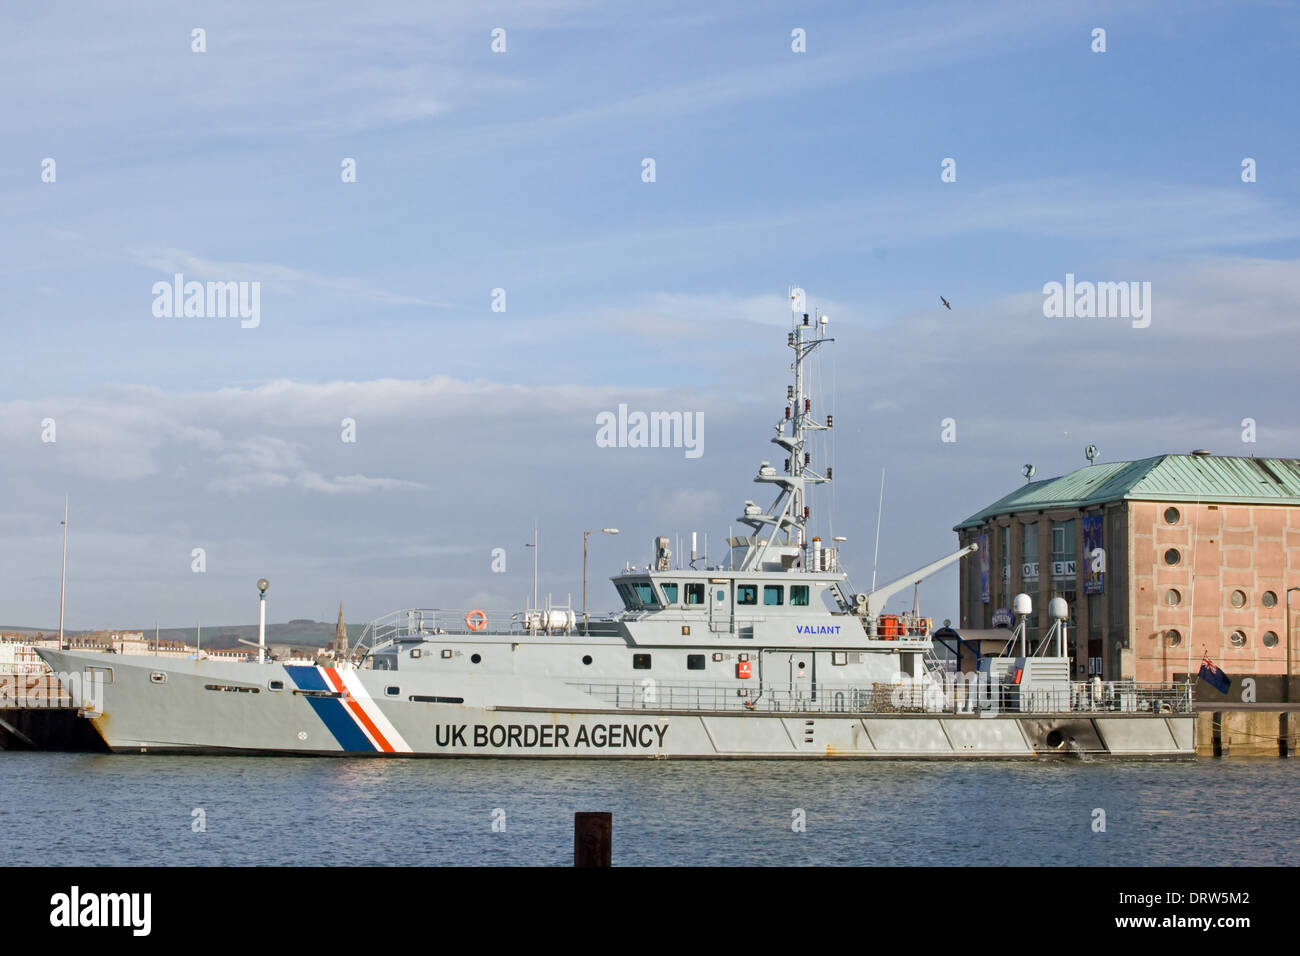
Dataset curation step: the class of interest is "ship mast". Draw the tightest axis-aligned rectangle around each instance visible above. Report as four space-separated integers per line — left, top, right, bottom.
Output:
735 291 833 571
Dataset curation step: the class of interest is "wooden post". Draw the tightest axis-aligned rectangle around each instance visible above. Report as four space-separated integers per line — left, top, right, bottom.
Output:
1212 711 1228 758
574 812 611 867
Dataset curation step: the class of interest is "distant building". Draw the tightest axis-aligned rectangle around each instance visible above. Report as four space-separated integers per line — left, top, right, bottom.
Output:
326 603 349 659
955 453 1300 688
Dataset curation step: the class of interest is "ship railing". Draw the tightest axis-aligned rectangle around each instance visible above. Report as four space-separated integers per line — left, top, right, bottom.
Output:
562 678 1194 716
353 607 619 664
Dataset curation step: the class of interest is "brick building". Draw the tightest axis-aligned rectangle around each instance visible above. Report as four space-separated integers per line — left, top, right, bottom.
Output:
954 453 1300 688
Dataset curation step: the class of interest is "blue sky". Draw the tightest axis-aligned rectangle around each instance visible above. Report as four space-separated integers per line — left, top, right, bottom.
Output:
2 0 1298 629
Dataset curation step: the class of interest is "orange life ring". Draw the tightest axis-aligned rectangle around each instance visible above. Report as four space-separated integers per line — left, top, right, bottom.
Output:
465 609 487 631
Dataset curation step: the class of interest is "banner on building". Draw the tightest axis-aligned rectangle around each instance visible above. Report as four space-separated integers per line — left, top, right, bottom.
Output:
1082 514 1105 595
979 533 989 604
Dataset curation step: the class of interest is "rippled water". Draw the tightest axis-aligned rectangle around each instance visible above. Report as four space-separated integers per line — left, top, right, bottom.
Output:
2 754 1296 866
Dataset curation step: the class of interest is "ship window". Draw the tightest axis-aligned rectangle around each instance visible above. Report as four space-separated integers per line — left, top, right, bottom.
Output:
268 680 284 691
633 654 651 669
737 585 758 605
582 655 593 665
661 583 679 605
790 585 810 606
685 582 705 605
616 583 637 608
632 581 657 606
687 654 705 670
471 653 482 664
385 686 400 696
763 585 783 606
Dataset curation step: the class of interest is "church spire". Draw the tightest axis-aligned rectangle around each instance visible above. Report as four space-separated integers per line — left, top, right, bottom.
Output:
332 602 348 656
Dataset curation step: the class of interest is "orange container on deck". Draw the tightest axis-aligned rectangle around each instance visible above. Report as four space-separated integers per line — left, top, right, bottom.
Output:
879 615 899 639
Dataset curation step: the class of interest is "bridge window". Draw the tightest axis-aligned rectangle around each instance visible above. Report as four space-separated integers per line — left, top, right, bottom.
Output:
632 581 657 606
685 582 705 605
790 585 810 606
687 654 705 670
763 585 783 606
661 583 679 605
737 585 758 605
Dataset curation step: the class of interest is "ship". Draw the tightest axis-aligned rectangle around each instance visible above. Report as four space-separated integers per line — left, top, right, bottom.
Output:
38 301 1195 758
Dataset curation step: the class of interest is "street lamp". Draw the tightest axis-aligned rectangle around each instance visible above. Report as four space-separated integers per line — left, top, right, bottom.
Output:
584 529 619 624
256 578 270 665
1286 587 1300 704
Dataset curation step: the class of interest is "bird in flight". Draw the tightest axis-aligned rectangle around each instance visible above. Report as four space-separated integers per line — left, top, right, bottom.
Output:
940 296 951 310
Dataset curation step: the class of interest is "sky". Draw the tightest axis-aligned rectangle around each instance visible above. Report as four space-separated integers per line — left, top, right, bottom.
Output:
2 0 1298 630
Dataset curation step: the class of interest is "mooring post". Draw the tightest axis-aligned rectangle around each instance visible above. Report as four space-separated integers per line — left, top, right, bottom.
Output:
574 812 611 867
1212 711 1228 758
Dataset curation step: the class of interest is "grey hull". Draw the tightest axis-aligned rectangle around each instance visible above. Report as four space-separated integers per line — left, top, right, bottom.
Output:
38 650 1195 759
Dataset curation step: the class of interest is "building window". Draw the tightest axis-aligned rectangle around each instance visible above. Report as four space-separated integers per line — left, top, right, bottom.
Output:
1165 589 1181 606
790 585 810 606
1166 629 1182 647
1262 591 1278 608
1264 631 1279 648
1229 631 1247 648
737 585 757 605
685 582 705 605
633 654 652 669
687 654 705 670
1050 520 1075 579
1164 507 1180 524
661 583 679 605
1230 590 1247 608
1022 523 1039 583
1164 548 1181 566
763 585 783 606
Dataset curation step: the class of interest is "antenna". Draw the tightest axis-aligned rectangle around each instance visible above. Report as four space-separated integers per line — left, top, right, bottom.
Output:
58 495 68 648
871 468 885 592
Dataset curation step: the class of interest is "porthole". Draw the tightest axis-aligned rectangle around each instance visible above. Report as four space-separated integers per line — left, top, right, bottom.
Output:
1264 631 1279 648
1165 589 1181 606
1163 548 1181 566
797 661 807 669
385 686 400 697
1166 629 1182 647
1263 591 1278 608
1229 631 1247 648
1164 507 1180 525
470 653 481 664
582 655 593 665
1230 590 1247 608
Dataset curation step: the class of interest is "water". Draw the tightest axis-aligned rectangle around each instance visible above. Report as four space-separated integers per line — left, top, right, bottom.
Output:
2 754 1296 866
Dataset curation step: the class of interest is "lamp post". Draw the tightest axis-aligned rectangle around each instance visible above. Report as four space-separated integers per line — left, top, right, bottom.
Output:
524 521 538 611
257 578 270 665
1286 587 1300 705
584 529 619 623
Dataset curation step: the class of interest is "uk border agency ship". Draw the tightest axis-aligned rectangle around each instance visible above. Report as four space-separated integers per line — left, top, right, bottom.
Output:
38 304 1195 759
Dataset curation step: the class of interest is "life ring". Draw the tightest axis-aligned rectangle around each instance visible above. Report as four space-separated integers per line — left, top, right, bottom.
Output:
465 609 487 631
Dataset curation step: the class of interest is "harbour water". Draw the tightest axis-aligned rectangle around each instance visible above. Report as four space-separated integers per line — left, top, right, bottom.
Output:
2 754 1296 866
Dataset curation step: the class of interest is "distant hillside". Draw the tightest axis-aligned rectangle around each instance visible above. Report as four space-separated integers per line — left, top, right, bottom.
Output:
0 621 366 650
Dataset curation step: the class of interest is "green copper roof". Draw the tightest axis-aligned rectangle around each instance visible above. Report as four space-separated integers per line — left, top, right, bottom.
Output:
955 455 1300 530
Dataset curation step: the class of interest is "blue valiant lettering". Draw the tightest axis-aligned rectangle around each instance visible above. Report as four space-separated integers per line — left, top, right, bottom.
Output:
795 624 841 634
